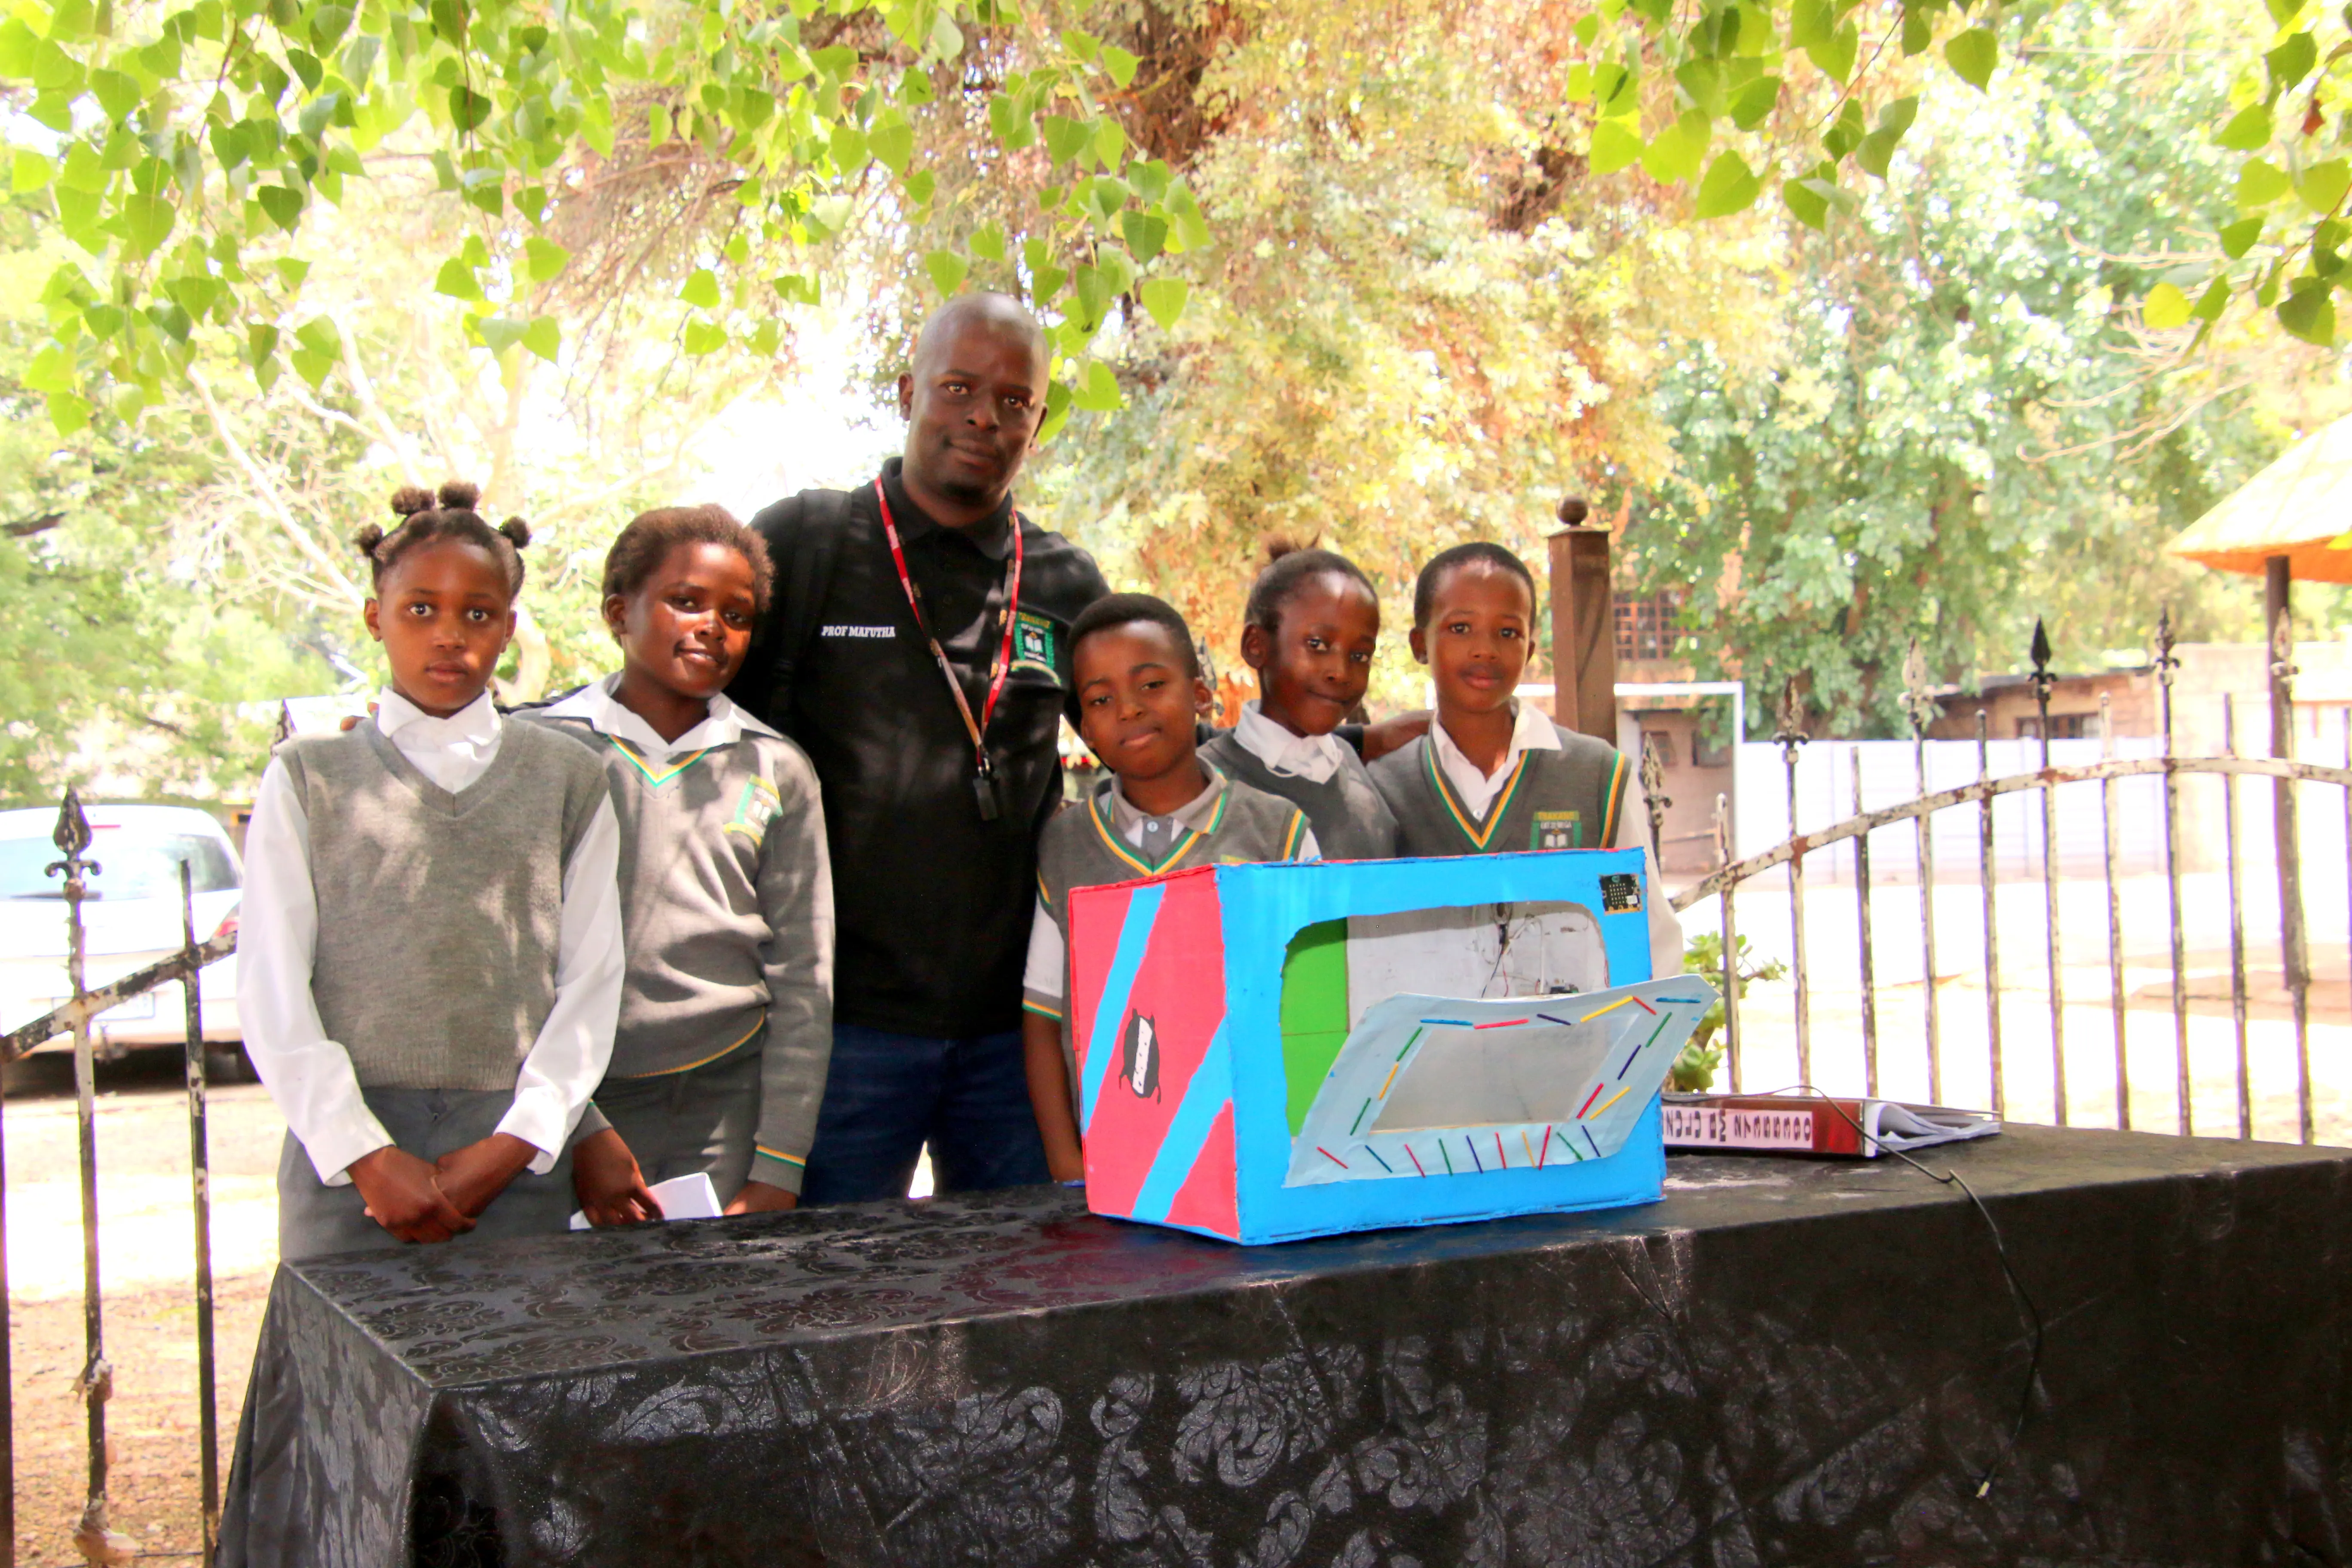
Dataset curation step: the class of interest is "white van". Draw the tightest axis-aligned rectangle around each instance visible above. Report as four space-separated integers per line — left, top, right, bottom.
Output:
0 803 242 1062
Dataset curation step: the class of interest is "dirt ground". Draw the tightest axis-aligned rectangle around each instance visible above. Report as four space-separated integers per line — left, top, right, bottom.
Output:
1 1051 282 1565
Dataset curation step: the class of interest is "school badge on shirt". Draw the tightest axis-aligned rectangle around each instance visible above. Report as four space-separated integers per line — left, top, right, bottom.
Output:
725 776 782 844
1531 811 1583 851
1013 610 1059 677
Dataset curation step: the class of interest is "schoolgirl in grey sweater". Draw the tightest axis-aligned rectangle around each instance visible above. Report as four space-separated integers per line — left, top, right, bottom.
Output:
524 505 834 1219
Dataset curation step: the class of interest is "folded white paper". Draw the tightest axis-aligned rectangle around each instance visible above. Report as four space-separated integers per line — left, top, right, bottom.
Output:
568 1170 723 1231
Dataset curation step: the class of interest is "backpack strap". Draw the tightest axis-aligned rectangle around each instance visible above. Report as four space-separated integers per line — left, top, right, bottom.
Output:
729 487 857 730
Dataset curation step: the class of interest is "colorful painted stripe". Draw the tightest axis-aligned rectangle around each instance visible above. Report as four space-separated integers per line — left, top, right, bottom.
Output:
1591 1084 1635 1119
1620 1014 1673 1077
1365 1146 1394 1173
1473 1017 1531 1030
1575 1082 1606 1118
1127 1021 1231 1224
1578 996 1634 1024
1317 1145 1349 1169
1407 1144 1427 1176
1078 885 1164 1134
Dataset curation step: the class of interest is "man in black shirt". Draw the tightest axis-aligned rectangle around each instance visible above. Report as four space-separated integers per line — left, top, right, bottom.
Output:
730 293 1109 1202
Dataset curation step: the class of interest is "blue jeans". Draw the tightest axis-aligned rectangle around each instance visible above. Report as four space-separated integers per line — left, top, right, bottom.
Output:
799 1023 1049 1204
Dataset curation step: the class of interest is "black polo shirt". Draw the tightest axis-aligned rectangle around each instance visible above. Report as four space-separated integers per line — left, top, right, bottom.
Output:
732 458 1109 1038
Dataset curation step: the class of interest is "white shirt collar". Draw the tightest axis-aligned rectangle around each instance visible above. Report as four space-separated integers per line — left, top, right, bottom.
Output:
375 686 499 744
1231 699 1348 785
1429 700 1561 818
372 687 502 793
1105 761 1225 848
541 674 780 761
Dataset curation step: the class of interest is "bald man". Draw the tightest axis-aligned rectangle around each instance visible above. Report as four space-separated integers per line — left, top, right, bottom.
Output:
729 293 1110 1204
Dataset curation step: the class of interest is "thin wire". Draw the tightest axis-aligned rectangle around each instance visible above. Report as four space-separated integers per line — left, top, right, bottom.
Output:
1737 1084 2046 1499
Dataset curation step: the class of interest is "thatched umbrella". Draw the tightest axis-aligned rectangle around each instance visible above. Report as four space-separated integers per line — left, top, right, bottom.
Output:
2165 410 2352 758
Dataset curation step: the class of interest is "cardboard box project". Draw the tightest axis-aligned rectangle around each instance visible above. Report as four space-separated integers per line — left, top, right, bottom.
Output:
1066 849 1718 1244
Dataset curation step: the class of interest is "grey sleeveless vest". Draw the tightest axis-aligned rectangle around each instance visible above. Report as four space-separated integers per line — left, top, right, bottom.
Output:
276 719 610 1091
1200 729 1399 861
1367 722 1629 858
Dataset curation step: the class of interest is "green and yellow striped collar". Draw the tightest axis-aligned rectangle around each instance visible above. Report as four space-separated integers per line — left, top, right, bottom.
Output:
1423 737 1531 851
1088 766 1232 876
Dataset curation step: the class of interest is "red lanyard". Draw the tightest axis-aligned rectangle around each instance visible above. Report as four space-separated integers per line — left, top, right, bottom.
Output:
874 479 1024 788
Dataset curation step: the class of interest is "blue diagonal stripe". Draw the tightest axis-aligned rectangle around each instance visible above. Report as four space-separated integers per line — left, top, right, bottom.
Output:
1129 1023 1231 1224
1080 884 1165 1135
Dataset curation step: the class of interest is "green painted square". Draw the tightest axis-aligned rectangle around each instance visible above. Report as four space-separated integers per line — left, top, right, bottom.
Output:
1279 919 1350 1135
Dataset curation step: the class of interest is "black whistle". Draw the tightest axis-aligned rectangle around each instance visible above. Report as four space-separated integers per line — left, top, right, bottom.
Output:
974 770 1002 822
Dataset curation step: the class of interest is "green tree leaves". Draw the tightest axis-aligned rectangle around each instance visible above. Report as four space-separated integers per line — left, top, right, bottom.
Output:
2150 3 2352 344
1572 0 2008 232
0 0 1199 431
1944 27 1997 90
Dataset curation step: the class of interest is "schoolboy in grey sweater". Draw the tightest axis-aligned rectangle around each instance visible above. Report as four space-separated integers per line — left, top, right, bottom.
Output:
526 678 833 1197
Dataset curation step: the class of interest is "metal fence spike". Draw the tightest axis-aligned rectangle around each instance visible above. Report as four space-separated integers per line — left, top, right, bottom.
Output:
50 787 92 863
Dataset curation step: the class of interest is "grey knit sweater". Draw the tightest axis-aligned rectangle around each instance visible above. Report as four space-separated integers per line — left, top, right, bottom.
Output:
1199 729 1400 861
276 719 610 1090
522 705 834 1194
1368 722 1631 858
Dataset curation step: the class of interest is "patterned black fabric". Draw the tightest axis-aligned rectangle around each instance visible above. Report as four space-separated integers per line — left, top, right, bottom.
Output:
220 1127 2352 1567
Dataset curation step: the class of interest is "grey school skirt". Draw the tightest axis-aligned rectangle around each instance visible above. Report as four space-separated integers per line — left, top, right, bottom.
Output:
275 1086 578 1262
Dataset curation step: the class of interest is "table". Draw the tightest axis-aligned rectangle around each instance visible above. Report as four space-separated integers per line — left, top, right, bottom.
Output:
220 1126 2352 1567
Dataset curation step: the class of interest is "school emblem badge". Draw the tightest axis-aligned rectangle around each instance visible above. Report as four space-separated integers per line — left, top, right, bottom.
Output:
1013 611 1058 677
725 777 781 844
1531 811 1582 851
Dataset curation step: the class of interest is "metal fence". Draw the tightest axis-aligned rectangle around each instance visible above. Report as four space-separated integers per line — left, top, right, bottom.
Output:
0 790 230 1566
1665 616 2347 1146
0 612 2337 1562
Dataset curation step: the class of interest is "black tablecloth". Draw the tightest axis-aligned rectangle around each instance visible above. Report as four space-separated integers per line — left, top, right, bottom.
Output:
220 1126 2352 1567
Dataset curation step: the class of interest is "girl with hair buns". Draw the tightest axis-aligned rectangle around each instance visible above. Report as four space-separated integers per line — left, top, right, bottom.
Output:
236 481 625 1258
1199 537 1403 860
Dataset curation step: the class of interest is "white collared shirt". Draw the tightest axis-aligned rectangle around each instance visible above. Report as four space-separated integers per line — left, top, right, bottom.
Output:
1429 699 1563 820
236 686 625 1186
1431 700 1684 974
538 674 783 759
371 688 505 793
1230 699 1349 785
